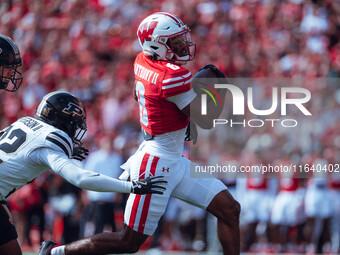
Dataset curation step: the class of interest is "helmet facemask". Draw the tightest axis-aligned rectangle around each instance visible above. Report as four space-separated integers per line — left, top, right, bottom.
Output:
0 34 23 92
163 30 196 63
70 114 87 153
0 63 23 92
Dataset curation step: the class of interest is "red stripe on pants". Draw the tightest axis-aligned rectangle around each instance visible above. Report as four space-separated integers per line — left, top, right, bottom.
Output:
128 153 150 229
138 156 160 233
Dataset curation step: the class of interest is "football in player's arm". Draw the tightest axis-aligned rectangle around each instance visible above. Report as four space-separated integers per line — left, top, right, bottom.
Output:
184 64 228 129
0 91 166 255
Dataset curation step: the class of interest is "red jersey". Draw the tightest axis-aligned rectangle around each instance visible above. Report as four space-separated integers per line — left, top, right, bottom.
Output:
134 52 191 135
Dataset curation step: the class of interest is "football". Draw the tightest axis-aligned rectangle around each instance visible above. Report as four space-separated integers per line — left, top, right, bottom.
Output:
192 65 222 95
193 66 220 79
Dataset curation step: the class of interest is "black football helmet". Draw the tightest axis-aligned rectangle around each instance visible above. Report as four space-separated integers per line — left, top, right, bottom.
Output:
0 34 23 92
35 91 87 149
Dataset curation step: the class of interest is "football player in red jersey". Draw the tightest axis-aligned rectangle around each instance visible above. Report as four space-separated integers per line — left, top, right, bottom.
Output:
40 12 240 255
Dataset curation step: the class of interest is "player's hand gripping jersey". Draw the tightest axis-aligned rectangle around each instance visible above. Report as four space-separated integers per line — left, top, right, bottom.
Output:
135 52 193 135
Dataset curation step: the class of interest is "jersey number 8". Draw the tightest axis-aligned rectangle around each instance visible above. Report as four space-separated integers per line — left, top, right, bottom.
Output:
136 81 149 126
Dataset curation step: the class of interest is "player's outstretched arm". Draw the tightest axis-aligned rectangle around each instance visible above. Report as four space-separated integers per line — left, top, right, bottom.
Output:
59 163 167 195
39 148 167 195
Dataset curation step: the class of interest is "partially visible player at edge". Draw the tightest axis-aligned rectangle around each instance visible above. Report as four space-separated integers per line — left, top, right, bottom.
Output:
0 34 23 92
0 33 24 255
0 90 166 255
39 12 240 255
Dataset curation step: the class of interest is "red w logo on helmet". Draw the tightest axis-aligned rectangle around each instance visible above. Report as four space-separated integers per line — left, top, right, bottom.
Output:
138 21 158 44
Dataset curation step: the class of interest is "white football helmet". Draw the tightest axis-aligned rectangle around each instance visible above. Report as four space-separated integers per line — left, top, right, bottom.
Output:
137 12 196 63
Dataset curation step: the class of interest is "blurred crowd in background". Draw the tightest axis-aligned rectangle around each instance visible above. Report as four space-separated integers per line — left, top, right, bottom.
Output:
0 0 340 254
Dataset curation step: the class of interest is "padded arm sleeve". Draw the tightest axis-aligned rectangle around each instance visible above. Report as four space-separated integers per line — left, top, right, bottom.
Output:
37 148 131 193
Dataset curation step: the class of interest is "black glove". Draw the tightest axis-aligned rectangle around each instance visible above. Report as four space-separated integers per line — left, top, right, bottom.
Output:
185 121 198 145
131 176 167 195
71 146 89 161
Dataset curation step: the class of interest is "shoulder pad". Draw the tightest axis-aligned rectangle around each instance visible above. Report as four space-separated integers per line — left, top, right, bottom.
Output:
45 131 73 158
161 65 192 97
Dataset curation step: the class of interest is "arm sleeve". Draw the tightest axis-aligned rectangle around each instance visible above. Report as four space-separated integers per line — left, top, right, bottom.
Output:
166 88 197 110
36 148 131 193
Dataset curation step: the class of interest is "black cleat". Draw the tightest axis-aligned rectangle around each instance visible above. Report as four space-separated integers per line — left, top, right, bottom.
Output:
38 240 57 255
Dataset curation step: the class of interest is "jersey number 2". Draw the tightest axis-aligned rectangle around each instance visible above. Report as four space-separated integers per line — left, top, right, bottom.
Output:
136 81 149 126
0 127 27 154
